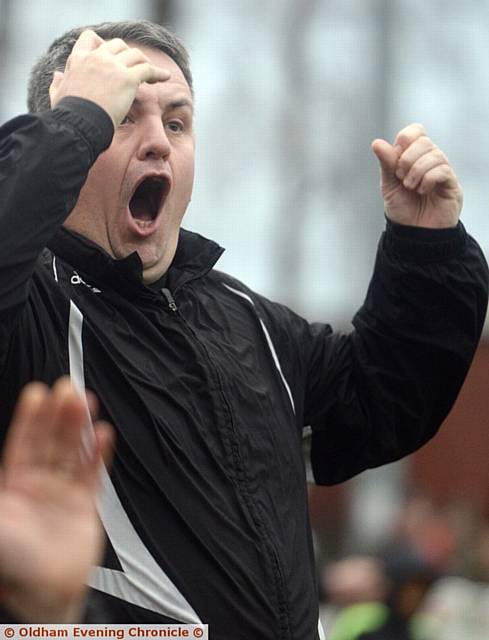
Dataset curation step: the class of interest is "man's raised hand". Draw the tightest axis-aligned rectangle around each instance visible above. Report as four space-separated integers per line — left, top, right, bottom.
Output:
0 378 113 623
49 30 170 128
371 123 463 229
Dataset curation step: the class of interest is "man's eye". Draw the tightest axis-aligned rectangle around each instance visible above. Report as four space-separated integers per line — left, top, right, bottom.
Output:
166 121 184 134
120 115 133 126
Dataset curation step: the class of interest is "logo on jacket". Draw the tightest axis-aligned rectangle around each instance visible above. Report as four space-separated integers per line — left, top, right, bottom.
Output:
71 271 102 294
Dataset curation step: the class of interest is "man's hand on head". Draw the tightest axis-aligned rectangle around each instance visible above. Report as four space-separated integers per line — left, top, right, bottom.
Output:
371 123 463 229
49 29 171 128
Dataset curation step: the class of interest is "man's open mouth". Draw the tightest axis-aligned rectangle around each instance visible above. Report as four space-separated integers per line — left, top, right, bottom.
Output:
129 176 171 228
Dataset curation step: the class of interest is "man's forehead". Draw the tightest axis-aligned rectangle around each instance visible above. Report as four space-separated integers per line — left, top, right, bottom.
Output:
128 44 193 110
131 92 193 114
125 44 187 82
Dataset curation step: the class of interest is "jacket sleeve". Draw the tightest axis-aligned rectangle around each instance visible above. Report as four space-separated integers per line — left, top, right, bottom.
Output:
0 97 114 369
256 220 488 485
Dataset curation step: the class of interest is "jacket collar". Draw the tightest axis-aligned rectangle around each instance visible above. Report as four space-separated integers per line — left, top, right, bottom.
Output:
47 227 224 294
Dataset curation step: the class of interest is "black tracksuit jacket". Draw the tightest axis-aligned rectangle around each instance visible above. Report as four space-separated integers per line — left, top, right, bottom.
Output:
0 97 487 639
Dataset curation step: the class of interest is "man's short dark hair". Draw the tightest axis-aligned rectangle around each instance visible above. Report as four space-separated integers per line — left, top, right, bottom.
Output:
27 20 193 113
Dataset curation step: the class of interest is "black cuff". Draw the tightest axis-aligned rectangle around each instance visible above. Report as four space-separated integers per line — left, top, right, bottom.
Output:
51 96 114 161
383 218 467 263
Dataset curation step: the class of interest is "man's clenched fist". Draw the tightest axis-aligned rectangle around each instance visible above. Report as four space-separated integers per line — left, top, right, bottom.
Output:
371 123 462 229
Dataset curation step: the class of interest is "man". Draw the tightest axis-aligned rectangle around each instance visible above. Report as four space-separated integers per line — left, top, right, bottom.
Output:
0 19 486 640
0 379 113 622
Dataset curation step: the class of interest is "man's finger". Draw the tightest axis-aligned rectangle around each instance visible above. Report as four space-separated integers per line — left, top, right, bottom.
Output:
116 47 154 68
71 29 104 55
395 136 436 180
101 37 130 55
48 382 87 475
36 377 78 470
85 390 99 421
2 382 48 476
116 48 170 77
95 422 114 469
82 421 114 490
400 150 450 192
393 122 427 153
130 62 171 85
418 165 459 196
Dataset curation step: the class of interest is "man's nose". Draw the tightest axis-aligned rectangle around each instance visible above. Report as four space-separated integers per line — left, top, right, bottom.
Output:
137 119 171 161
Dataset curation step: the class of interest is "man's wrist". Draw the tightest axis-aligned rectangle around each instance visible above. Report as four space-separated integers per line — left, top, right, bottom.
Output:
51 96 114 160
383 217 467 263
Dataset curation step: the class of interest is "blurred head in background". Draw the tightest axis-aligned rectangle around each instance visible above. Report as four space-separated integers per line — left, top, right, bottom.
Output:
323 556 389 607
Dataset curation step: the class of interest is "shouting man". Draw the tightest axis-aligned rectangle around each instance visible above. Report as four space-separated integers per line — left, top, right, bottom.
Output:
0 20 487 640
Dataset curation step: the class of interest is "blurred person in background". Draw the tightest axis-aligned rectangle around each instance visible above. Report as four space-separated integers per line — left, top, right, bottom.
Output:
419 520 489 640
470 524 489 582
323 556 389 608
323 554 438 640
320 556 389 636
0 379 113 623
0 18 487 640
382 494 459 573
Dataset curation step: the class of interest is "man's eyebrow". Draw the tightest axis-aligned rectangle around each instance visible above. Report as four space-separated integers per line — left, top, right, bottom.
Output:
164 99 194 113
130 97 193 113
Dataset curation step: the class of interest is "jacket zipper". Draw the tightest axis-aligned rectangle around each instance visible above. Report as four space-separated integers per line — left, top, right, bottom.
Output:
161 287 178 312
156 287 290 637
158 285 291 639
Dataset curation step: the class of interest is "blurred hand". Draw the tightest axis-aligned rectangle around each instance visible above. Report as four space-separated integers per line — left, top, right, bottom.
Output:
0 378 113 622
371 123 462 228
49 29 170 127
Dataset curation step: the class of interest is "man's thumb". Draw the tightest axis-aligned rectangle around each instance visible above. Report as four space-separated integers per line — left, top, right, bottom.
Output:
49 71 64 108
371 138 400 187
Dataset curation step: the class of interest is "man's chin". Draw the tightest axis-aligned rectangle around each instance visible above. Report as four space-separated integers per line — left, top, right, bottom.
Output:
117 234 177 284
139 251 172 284
114 243 163 273
142 261 169 284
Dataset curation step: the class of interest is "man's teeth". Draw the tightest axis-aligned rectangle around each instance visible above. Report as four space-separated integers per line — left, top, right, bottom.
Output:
134 219 153 228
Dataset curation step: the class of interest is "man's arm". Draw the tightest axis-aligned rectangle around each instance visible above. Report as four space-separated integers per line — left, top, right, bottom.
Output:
248 125 487 484
0 378 113 622
308 125 487 483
